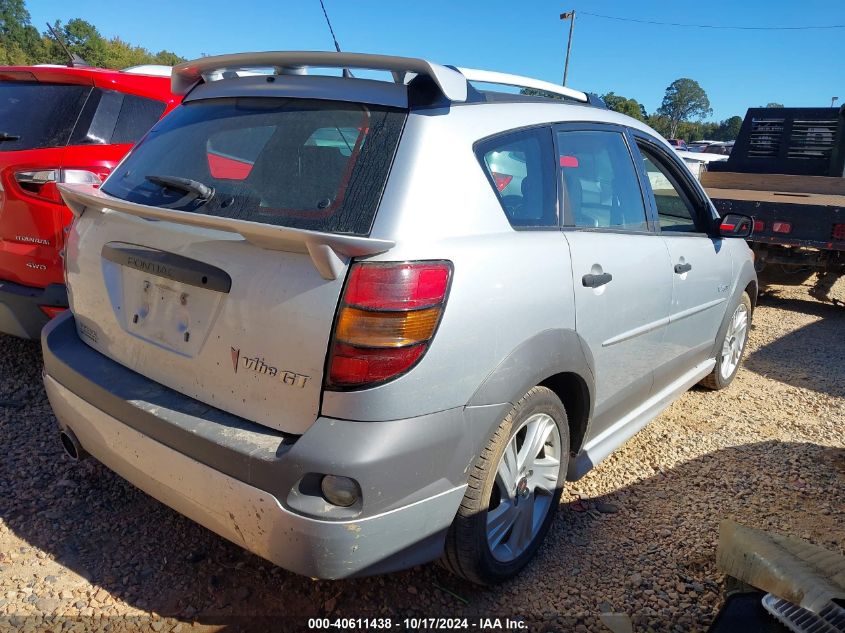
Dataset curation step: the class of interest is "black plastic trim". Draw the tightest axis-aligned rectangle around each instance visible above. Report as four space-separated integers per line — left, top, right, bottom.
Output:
101 243 232 292
0 281 68 339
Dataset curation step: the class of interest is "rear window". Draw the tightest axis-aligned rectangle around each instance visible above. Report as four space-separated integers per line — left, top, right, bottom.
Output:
0 82 91 151
102 98 407 235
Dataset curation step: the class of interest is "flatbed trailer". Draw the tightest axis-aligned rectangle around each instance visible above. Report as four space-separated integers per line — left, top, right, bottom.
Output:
702 107 845 303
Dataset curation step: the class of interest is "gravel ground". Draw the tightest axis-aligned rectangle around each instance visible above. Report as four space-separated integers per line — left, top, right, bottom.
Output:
0 280 843 633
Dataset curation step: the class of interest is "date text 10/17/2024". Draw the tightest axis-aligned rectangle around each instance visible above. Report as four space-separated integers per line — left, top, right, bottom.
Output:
307 617 528 630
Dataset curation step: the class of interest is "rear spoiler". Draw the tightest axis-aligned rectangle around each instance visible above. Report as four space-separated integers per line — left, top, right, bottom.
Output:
58 184 394 281
171 51 602 108
171 51 469 102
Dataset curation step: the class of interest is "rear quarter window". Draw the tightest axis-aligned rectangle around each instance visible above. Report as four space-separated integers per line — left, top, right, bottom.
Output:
70 90 166 146
102 98 406 235
475 127 558 228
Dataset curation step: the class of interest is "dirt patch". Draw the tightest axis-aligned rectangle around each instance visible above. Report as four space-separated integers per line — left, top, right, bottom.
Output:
1 282 842 632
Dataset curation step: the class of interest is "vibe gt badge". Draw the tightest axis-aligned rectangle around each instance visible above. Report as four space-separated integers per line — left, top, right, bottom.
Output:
230 347 310 388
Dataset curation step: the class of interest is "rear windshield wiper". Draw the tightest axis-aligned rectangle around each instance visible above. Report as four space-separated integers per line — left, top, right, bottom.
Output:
0 132 21 143
145 175 215 207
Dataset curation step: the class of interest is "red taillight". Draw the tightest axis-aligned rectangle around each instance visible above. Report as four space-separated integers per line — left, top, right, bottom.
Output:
560 155 580 168
39 306 66 319
753 220 765 233
329 343 426 385
491 172 513 192
343 263 450 310
772 221 792 234
15 169 106 203
327 261 452 388
833 224 845 240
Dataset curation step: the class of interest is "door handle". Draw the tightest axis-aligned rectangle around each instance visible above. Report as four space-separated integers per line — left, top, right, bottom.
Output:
674 262 692 274
582 272 613 288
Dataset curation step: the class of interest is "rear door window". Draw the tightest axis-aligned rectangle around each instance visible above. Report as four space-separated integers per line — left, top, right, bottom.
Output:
102 98 406 235
556 129 648 230
476 127 557 228
0 82 92 150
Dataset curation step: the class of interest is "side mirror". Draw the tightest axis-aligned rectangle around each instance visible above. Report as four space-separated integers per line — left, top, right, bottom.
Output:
719 213 753 238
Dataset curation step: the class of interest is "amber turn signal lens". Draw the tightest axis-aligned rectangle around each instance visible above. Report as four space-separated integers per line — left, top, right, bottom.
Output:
335 306 441 348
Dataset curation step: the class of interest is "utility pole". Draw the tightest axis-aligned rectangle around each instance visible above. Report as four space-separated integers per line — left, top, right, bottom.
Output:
560 10 576 86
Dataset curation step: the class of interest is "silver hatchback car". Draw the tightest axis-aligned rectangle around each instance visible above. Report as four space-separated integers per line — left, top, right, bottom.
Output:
43 52 757 585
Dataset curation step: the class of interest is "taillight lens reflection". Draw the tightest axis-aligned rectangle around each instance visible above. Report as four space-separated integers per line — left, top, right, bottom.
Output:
39 306 66 319
327 261 452 388
491 172 513 192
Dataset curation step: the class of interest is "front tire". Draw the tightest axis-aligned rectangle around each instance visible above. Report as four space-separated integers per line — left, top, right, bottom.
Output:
700 292 752 390
441 387 569 585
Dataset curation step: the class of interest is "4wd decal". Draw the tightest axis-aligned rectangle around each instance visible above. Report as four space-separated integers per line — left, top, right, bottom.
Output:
230 347 310 388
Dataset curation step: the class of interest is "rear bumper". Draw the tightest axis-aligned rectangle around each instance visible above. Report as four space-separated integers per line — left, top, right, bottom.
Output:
711 197 845 252
0 281 67 339
41 312 497 579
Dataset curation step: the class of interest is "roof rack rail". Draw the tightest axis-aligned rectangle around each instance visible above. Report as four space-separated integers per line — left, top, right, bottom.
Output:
172 51 468 102
457 67 589 103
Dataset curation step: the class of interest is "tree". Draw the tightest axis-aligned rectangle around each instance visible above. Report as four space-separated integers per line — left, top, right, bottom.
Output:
657 78 712 138
0 0 44 64
715 116 743 141
42 17 184 68
764 102 784 108
47 19 109 66
601 92 647 122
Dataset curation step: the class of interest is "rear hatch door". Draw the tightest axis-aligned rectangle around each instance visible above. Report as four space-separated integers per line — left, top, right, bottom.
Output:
63 96 405 434
0 74 93 284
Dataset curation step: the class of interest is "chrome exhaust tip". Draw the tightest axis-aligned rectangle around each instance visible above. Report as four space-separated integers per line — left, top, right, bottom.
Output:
59 428 87 461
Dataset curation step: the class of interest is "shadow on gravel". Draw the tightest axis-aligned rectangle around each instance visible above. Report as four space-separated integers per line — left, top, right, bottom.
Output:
745 296 845 398
2 326 844 633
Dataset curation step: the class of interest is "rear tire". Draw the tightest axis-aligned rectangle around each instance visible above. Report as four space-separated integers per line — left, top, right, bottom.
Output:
700 292 752 390
441 387 569 585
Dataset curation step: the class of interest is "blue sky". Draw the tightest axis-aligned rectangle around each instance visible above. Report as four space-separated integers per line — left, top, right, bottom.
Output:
28 0 845 121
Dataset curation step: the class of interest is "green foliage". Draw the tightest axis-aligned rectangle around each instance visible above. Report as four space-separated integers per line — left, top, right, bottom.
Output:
0 0 45 63
43 19 184 68
716 116 743 141
601 92 647 122
645 114 742 143
1 0 184 68
657 78 713 138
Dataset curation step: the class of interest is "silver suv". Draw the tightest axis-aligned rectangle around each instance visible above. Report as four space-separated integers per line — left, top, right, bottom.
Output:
43 52 757 585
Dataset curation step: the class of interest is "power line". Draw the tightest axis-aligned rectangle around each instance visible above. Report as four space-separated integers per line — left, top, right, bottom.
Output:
578 10 845 31
318 0 342 53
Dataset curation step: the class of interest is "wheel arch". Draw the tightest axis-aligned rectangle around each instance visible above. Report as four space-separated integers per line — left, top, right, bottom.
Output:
711 261 757 359
467 328 595 455
538 371 591 455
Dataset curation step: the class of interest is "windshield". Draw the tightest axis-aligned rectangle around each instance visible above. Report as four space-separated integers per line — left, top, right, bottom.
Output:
0 82 92 151
102 97 407 235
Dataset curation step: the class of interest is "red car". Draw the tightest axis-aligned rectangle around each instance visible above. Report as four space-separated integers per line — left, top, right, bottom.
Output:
0 64 179 338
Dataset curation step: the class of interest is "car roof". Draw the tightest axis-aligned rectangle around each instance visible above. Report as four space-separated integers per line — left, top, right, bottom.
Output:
162 52 673 150
0 64 175 101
